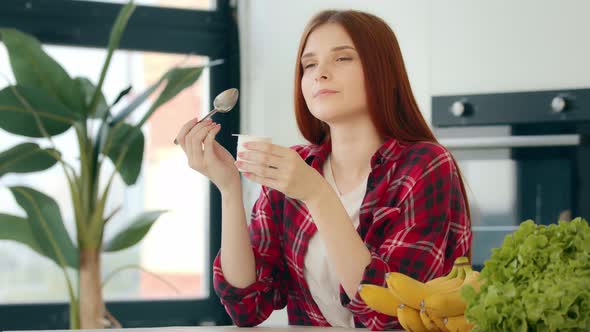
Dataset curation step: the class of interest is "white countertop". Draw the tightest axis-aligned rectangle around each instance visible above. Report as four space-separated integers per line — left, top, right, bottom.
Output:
4 326 403 332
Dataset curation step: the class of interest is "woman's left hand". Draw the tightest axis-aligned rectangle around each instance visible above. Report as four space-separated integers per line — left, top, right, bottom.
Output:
236 142 326 203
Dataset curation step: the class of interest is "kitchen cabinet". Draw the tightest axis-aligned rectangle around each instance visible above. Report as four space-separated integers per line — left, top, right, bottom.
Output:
430 0 590 95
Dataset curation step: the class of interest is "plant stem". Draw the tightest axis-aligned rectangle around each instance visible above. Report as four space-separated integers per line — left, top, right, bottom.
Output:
89 144 129 243
74 123 92 247
86 3 136 235
79 249 105 329
102 205 122 226
65 270 80 329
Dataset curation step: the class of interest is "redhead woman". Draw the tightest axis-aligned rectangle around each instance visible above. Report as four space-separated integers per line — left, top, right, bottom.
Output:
176 9 472 331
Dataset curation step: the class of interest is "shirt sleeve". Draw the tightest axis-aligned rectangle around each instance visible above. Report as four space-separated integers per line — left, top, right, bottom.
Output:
213 186 288 327
340 143 473 331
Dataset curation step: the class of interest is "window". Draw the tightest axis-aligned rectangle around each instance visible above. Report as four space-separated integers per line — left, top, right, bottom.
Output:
0 0 238 329
75 0 215 11
0 46 211 302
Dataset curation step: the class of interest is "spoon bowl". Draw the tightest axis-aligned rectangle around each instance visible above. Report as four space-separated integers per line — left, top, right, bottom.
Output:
214 88 239 113
174 88 239 144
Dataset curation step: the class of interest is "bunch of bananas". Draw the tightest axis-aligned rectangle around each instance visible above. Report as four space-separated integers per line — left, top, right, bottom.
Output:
358 257 482 332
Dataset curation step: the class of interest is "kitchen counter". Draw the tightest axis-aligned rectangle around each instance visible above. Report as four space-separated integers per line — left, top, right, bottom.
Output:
3 326 404 332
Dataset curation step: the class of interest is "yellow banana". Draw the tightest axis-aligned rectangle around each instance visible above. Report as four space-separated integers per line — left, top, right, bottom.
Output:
422 268 481 317
419 308 442 332
429 271 466 293
443 315 474 332
426 256 470 287
426 266 458 287
431 314 450 332
453 256 469 266
454 265 467 280
386 267 466 309
385 272 429 309
397 304 429 332
358 284 402 317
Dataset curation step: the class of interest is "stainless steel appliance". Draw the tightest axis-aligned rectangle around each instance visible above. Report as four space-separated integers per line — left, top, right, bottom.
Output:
432 88 590 269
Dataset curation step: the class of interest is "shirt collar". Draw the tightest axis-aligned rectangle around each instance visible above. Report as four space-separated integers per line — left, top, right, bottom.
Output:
305 136 406 170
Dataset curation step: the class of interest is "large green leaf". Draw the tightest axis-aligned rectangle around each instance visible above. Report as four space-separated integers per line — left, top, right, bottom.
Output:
0 142 60 177
88 1 135 117
109 78 165 126
138 66 203 126
111 65 205 128
103 123 144 185
154 67 203 109
0 29 84 113
0 213 44 256
161 67 203 102
103 210 167 252
9 186 79 268
0 85 78 137
74 77 109 118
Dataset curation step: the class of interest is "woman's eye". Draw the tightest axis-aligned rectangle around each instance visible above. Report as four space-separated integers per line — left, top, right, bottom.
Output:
302 57 351 69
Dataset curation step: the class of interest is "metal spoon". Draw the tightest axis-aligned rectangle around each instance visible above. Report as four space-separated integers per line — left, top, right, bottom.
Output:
174 88 239 145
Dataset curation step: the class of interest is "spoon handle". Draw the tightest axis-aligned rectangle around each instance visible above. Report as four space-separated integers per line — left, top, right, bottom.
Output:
198 108 219 123
173 109 219 145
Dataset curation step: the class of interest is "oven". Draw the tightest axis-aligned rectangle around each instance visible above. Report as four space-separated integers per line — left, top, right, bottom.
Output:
432 88 590 270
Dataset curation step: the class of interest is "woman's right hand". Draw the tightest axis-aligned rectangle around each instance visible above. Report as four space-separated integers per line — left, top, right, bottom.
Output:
176 118 240 193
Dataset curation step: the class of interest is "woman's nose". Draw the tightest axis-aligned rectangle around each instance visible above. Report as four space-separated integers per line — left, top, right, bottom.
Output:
314 64 330 81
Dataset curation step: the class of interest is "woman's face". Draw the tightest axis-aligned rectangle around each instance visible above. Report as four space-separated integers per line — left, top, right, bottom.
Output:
300 23 368 125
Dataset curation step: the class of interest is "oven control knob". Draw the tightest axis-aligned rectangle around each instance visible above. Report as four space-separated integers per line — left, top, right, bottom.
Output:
551 96 568 113
450 101 467 117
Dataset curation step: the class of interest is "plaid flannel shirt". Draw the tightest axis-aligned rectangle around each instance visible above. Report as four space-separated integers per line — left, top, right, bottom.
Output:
213 137 472 330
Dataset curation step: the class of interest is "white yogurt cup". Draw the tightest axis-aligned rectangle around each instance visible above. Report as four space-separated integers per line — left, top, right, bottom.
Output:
232 134 272 163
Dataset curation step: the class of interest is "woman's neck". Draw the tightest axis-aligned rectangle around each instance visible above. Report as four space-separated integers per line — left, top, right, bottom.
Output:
328 120 383 180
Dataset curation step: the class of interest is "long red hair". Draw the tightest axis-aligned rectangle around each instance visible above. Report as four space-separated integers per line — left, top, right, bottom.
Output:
293 10 472 258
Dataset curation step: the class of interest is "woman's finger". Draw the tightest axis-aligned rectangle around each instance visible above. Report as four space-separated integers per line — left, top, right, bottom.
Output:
185 126 195 165
237 150 282 168
187 123 216 167
187 121 216 146
243 172 280 189
236 161 281 180
243 142 289 157
204 123 221 159
177 118 213 147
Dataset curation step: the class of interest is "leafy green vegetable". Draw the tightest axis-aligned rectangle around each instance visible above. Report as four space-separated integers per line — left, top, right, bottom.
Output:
463 218 590 331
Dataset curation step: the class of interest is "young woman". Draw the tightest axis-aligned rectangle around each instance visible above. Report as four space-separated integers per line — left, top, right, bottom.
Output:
176 9 472 331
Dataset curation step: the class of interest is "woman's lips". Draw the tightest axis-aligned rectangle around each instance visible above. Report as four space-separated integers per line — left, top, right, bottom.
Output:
313 89 339 98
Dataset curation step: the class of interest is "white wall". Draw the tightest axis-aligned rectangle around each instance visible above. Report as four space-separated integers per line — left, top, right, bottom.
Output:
430 0 590 95
235 0 590 326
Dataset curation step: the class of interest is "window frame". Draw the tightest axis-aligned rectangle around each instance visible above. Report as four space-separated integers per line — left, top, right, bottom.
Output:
0 0 239 329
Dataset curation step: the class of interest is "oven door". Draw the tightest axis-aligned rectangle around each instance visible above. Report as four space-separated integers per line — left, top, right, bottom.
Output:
438 126 582 269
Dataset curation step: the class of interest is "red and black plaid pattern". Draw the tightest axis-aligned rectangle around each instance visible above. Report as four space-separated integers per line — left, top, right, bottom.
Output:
213 137 472 330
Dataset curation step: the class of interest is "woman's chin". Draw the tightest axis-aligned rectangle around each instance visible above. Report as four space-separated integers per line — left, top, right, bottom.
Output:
311 112 338 124
311 108 364 125
310 105 344 120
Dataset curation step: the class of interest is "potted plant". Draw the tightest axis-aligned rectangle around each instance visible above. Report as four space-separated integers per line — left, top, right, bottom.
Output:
0 1 211 328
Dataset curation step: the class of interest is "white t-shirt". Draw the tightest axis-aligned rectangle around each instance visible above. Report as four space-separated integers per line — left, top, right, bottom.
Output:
303 155 369 327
